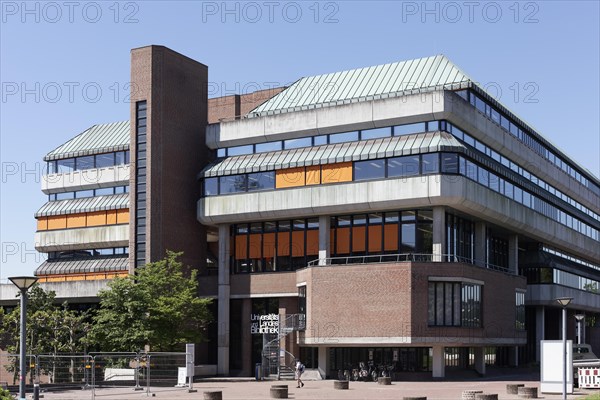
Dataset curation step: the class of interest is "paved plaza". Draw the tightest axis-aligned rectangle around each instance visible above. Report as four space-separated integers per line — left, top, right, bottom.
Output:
37 377 599 400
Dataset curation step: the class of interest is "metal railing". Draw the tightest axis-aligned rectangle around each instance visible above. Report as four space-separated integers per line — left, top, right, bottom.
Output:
0 351 192 399
261 314 306 380
307 253 511 273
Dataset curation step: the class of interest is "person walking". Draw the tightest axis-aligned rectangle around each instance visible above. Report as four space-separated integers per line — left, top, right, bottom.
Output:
295 359 305 388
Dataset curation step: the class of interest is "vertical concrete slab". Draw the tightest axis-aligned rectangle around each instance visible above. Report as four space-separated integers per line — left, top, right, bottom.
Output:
318 346 329 379
474 347 486 375
432 345 445 378
508 235 519 275
318 215 331 265
241 298 252 376
474 222 486 267
536 306 545 362
432 207 445 262
218 224 230 375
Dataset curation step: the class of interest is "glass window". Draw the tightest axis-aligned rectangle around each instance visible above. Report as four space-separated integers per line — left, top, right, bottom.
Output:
96 153 115 168
278 220 291 231
337 216 351 227
124 150 130 164
384 212 399 223
401 223 416 252
462 134 475 147
95 187 115 196
76 155 95 171
47 161 57 174
313 135 327 145
361 127 391 140
329 131 358 144
217 148 226 158
491 109 500 124
57 158 75 173
219 175 247 193
307 218 319 229
421 153 439 174
388 155 420 177
368 213 383 224
293 219 306 230
284 137 312 150
478 168 489 187
228 145 253 156
353 214 367 226
441 153 459 173
204 177 219 196
465 160 478 181
247 171 275 191
56 192 74 200
256 141 282 153
475 96 486 114
354 159 385 181
394 122 426 136
75 190 94 198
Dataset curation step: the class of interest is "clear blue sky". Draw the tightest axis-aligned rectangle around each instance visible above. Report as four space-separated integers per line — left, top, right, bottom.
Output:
1 1 599 279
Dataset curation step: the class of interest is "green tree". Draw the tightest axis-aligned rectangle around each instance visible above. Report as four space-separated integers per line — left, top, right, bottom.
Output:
0 285 89 383
88 251 212 352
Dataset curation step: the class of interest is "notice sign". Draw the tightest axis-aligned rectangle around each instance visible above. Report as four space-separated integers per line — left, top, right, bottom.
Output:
251 313 279 334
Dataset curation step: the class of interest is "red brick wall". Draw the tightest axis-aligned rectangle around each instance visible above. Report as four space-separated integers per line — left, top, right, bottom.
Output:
130 46 209 271
208 87 285 123
297 262 527 346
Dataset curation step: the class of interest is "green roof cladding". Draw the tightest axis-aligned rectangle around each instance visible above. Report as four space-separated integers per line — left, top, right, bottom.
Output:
249 55 471 117
44 121 130 161
201 131 465 177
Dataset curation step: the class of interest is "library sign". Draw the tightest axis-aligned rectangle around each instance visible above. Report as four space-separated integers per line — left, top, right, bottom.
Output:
251 313 279 334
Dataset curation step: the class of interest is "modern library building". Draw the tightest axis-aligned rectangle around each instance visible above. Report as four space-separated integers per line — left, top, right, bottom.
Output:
30 46 600 379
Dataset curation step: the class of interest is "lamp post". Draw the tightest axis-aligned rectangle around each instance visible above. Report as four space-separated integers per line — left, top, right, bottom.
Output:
575 314 585 345
556 297 573 400
9 276 39 400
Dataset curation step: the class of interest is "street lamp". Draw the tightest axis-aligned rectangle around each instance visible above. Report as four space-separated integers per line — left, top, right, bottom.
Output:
575 314 585 345
556 297 573 400
9 276 38 400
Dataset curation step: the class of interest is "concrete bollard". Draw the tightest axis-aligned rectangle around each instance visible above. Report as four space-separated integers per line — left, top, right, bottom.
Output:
378 376 392 385
333 380 349 389
474 394 498 400
203 391 222 400
506 384 525 394
462 390 483 400
270 384 288 399
517 386 538 398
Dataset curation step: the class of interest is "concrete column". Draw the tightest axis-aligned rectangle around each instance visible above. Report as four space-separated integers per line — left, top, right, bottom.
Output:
432 345 445 378
508 346 519 367
474 347 486 375
535 306 545 362
432 207 445 262
218 224 231 376
318 216 330 265
317 347 329 379
241 298 252 376
474 222 486 267
508 235 519 275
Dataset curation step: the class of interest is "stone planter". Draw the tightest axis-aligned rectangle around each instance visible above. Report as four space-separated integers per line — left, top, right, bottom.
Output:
517 387 538 398
334 380 349 389
203 391 222 400
506 384 525 394
378 376 392 385
462 390 483 400
474 394 498 400
270 385 288 399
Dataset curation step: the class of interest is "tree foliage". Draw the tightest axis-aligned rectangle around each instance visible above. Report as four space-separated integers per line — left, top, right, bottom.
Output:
88 251 213 352
0 285 90 383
